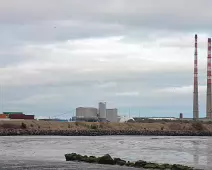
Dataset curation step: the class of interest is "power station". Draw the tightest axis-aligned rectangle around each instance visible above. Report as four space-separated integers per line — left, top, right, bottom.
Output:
193 34 212 120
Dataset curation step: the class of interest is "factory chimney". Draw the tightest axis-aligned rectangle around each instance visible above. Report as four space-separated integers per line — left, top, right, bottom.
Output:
206 38 212 119
193 34 199 120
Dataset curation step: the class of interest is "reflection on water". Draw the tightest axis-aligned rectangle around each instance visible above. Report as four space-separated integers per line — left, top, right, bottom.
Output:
192 140 199 165
0 136 211 169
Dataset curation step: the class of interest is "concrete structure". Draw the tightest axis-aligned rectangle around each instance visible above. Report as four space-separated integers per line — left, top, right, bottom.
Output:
207 38 212 119
106 108 118 122
136 117 177 120
193 34 199 120
119 116 135 122
98 102 106 122
76 107 98 119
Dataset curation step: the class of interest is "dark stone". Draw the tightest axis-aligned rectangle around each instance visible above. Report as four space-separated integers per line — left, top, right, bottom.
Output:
113 158 126 166
97 154 115 165
144 163 159 169
86 156 97 163
113 158 126 165
134 160 147 167
171 164 193 170
65 153 78 161
125 161 135 167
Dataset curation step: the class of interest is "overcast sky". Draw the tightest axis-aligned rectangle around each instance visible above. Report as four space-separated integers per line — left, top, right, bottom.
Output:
0 0 211 119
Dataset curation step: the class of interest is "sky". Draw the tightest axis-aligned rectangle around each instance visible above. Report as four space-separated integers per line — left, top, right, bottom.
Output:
0 0 212 119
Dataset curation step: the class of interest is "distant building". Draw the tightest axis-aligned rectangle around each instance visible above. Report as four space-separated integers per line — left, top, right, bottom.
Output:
75 107 98 122
106 108 118 122
99 102 107 122
74 102 120 122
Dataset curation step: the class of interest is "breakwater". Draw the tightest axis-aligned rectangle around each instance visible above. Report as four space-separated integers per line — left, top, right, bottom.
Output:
65 153 197 170
0 129 212 136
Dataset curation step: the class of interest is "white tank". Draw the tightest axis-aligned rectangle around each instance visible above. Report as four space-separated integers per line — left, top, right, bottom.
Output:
76 107 98 118
106 108 118 122
99 102 106 120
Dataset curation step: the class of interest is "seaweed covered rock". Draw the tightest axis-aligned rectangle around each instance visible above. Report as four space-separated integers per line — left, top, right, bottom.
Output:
134 160 147 167
98 154 115 165
86 156 98 163
144 163 159 169
64 153 198 170
65 153 78 161
114 158 126 166
125 161 135 167
171 164 194 170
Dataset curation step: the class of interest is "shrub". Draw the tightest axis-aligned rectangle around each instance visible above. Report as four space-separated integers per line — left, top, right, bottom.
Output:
21 122 27 129
30 124 34 127
99 124 103 128
90 124 98 129
192 122 204 131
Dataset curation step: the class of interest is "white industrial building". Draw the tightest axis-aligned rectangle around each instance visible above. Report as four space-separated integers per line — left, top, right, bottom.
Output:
99 102 107 122
106 108 118 122
75 102 119 122
76 107 98 119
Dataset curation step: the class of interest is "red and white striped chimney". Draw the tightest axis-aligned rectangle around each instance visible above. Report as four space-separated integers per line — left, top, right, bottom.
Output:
206 38 212 119
193 34 199 120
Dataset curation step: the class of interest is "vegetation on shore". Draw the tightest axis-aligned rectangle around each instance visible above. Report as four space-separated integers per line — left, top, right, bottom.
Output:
65 153 198 170
0 119 211 132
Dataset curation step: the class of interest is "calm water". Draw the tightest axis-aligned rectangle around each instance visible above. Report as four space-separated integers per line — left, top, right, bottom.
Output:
0 136 211 169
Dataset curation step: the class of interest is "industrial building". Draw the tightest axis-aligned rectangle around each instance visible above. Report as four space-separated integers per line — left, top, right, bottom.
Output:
106 108 118 122
75 107 98 122
0 112 35 120
99 102 107 122
76 107 98 118
74 102 119 122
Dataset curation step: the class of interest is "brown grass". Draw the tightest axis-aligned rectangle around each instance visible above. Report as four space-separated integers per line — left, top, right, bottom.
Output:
0 120 211 132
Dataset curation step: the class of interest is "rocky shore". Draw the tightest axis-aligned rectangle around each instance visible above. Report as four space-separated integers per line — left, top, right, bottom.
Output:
65 153 199 170
0 129 212 136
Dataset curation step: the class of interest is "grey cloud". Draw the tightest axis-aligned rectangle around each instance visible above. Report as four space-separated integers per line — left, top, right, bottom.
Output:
0 0 212 31
0 0 210 117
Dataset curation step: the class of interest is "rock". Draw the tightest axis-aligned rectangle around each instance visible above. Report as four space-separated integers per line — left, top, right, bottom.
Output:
144 163 159 169
114 158 126 165
125 161 135 167
171 164 193 170
134 160 147 167
65 153 78 161
97 154 115 165
114 158 126 166
81 155 88 162
86 156 97 163
64 153 196 170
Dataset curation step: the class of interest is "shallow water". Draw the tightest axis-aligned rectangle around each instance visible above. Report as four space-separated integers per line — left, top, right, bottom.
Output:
0 136 211 169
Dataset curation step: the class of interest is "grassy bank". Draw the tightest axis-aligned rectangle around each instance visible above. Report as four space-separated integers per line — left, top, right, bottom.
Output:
0 119 211 132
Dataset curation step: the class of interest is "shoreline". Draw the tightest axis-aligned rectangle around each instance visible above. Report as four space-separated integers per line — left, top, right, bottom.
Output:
1 120 212 136
0 129 212 136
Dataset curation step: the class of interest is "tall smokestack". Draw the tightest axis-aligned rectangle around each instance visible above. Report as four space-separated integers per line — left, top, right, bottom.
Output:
193 34 199 120
206 38 212 119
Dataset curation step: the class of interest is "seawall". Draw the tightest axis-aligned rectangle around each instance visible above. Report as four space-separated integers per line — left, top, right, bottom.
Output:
0 129 212 136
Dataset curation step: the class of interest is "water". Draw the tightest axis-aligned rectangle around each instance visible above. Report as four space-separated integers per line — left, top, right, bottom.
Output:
0 136 211 169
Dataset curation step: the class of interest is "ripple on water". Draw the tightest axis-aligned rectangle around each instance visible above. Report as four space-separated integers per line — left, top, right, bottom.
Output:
0 136 211 169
